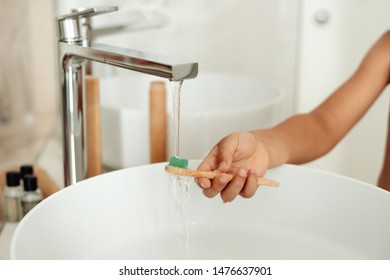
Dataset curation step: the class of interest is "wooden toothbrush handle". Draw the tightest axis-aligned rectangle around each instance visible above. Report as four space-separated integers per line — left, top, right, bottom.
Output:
165 165 279 187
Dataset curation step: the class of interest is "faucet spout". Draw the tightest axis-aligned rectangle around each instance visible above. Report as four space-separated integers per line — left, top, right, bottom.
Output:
57 7 198 186
60 42 198 81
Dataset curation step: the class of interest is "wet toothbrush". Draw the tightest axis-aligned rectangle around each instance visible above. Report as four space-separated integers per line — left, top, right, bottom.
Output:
168 156 189 169
165 156 279 187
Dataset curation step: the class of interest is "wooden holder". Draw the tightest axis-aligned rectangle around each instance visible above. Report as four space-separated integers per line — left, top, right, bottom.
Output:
86 75 103 177
150 81 167 163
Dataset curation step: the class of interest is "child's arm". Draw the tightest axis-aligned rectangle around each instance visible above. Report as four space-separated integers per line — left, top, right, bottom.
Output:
269 30 390 165
197 31 390 202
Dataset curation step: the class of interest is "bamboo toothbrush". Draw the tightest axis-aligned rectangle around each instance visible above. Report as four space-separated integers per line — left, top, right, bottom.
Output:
165 156 279 187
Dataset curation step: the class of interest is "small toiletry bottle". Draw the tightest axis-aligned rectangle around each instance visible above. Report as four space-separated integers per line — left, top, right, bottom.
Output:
4 171 23 222
22 175 42 216
20 165 33 178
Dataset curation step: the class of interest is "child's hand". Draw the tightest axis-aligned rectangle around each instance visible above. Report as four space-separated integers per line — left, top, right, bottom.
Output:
196 132 270 202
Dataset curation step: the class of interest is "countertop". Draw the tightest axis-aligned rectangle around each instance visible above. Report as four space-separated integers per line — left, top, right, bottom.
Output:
0 223 17 259
0 122 64 259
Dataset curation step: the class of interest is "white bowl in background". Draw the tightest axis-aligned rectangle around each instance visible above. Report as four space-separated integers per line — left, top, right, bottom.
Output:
100 72 284 169
11 161 390 259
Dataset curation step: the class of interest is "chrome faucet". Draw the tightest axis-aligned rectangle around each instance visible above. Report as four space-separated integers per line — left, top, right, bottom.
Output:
56 7 198 186
72 7 169 41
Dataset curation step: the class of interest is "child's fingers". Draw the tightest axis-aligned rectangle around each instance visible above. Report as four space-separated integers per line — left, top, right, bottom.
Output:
195 152 217 189
220 169 247 203
202 173 230 198
239 169 258 199
196 177 211 189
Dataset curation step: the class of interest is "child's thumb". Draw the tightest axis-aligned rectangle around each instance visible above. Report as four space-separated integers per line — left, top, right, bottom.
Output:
216 138 237 172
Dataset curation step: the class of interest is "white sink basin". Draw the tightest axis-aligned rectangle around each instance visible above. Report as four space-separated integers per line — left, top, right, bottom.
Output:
11 162 390 259
100 72 284 169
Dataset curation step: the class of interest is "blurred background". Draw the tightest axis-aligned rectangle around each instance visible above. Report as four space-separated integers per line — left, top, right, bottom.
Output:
1 0 389 187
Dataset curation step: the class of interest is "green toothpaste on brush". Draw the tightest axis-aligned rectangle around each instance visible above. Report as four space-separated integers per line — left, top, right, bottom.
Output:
169 156 188 169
